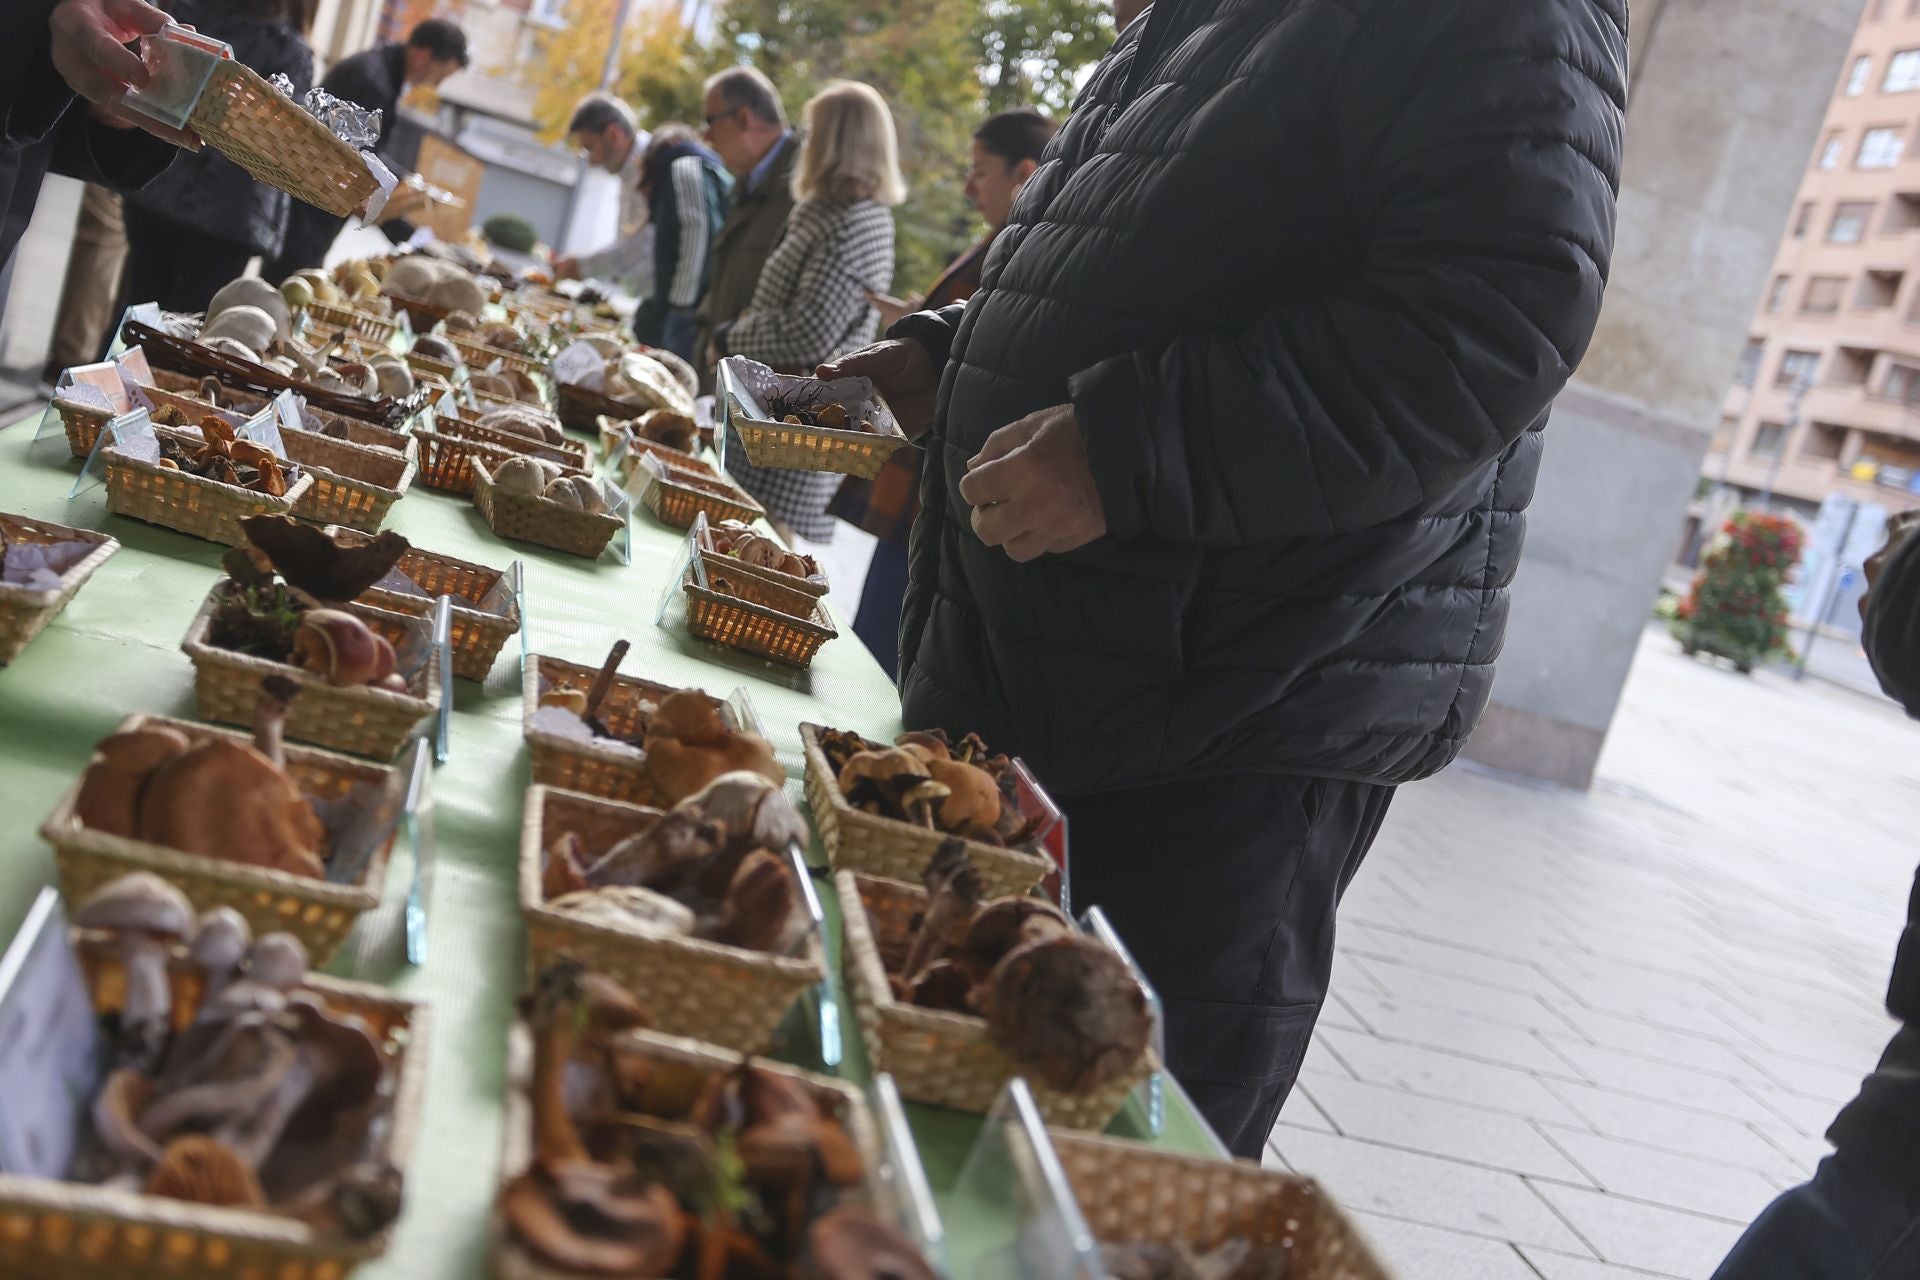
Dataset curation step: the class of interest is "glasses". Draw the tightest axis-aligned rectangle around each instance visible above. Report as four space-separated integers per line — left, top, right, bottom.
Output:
703 105 741 130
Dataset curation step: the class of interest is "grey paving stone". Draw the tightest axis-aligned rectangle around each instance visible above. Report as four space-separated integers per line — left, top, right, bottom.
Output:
1540 1080 1805 1177
1536 1039 1786 1126
1317 1026 1588 1125
1341 990 1586 1077
1529 1183 1746 1278
1349 1214 1553 1280
1522 1244 1706 1280
1537 1126 1785 1223
1298 1074 1595 1183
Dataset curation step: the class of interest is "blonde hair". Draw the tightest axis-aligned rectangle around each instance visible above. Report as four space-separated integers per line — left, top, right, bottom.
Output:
794 81 907 206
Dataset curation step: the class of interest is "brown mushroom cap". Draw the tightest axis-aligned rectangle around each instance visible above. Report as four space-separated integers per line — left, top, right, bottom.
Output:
959 898 1072 983
926 758 1004 830
501 1167 686 1276
73 728 192 837
247 933 310 991
984 934 1153 1094
92 1068 162 1168
836 747 928 794
137 739 326 879
144 1135 266 1207
648 688 728 743
805 1206 939 1280
893 729 951 761
702 850 796 954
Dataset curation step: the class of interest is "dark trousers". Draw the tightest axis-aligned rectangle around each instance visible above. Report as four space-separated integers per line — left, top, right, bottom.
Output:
852 538 909 681
1060 773 1393 1158
1712 1154 1920 1279
262 201 343 281
120 210 255 315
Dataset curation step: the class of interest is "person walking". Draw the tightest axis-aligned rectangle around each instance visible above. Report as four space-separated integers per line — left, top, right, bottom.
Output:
831 108 1057 678
713 80 901 544
42 183 128 379
629 125 729 362
552 93 653 298
692 66 797 393
1710 511 1920 1280
118 0 315 314
262 17 467 277
822 0 1626 1156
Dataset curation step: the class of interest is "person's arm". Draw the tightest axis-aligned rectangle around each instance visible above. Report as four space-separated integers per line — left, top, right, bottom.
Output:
46 97 174 189
574 226 651 288
661 155 713 311
1068 0 1625 547
725 211 873 369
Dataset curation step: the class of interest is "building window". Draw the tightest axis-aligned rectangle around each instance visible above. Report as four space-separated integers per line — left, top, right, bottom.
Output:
1889 48 1920 91
1830 201 1876 242
1887 363 1920 403
1733 338 1765 388
1859 269 1905 309
1859 127 1906 169
1802 276 1847 314
1793 201 1815 238
1768 274 1792 313
1750 422 1788 460
1776 349 1821 388
1850 55 1875 96
1803 424 1848 460
1820 131 1846 170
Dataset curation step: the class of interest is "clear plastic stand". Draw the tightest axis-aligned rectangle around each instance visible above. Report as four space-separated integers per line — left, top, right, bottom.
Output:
121 24 229 130
512 559 530 671
0 889 102 1180
785 843 841 1069
602 478 634 567
105 302 163 359
401 736 436 966
71 408 154 499
1079 906 1165 1138
951 1078 1102 1279
1006 760 1069 912
868 1074 949 1272
652 521 699 628
432 595 454 764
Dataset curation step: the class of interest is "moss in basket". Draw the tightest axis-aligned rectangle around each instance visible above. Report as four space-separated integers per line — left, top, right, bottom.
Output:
483 213 539 255
210 548 305 662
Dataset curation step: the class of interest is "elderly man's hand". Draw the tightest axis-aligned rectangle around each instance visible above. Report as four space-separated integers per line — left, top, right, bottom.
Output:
49 0 169 107
817 339 939 440
957 404 1107 562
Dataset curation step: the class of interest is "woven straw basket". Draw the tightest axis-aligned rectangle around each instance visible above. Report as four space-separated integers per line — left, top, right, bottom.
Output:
140 375 410 451
473 462 624 560
280 428 416 533
123 321 404 426
522 656 741 807
444 413 590 469
683 563 836 669
837 871 1153 1127
0 940 427 1280
729 416 908 480
447 335 542 380
693 519 828 605
1049 1133 1396 1279
103 434 315 546
181 583 440 761
411 426 588 497
302 300 399 345
597 415 714 466
636 459 765 530
491 1025 891 1280
328 528 520 682
391 294 455 330
40 713 401 963
519 786 825 1052
0 513 118 666
54 395 116 458
188 59 377 216
556 379 689 434
800 725 1052 898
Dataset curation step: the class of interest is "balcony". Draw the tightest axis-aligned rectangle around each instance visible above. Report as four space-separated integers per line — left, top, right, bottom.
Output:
1799 382 1920 439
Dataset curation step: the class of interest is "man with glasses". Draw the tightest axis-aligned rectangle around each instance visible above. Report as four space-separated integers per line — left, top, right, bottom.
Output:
693 66 796 390
553 93 652 296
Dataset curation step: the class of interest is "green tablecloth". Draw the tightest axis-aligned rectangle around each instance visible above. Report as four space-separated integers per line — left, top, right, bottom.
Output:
0 405 1216 1276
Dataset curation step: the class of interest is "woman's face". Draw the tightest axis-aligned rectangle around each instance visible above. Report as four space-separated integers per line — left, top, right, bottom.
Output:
965 141 1029 231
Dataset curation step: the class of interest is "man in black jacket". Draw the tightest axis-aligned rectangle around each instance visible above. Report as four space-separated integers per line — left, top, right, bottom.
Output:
264 18 468 278
1711 514 1920 1279
824 0 1627 1155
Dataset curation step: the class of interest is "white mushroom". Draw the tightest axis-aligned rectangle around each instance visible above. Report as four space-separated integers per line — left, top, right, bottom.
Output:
73 874 196 1070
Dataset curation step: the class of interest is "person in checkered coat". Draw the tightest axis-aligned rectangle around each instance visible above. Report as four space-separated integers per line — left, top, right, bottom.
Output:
713 81 903 541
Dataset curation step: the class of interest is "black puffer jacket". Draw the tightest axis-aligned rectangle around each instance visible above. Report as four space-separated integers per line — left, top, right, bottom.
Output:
122 1 314 257
896 0 1627 795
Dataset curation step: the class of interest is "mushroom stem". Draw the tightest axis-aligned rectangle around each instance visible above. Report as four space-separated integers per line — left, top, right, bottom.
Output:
583 639 630 723
901 840 983 985
254 675 300 770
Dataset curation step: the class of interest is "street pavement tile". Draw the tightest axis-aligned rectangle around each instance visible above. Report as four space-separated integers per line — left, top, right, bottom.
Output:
1298 1074 1594 1183
1338 922 1580 1000
1741 1079 1851 1138
1347 956 1584 1034
1347 1213 1553 1280
1270 1130 1587 1252
1302 1034 1356 1081
1536 1039 1785 1126
1529 1184 1745 1279
1537 1127 1784 1223
1733 1046 1872 1105
1276 1080 1337 1134
1542 1080 1806 1177
1320 988 1372 1033
1521 1245 1707 1280
1339 990 1585 1077
1544 966 1760 1033
1318 1027 1587 1124
1546 1003 1773 1076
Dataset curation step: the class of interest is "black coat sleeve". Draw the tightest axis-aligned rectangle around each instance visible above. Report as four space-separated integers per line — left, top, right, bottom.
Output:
47 106 174 191
1068 0 1627 546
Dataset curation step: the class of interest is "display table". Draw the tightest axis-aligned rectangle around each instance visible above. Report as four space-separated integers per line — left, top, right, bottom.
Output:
0 407 1219 1276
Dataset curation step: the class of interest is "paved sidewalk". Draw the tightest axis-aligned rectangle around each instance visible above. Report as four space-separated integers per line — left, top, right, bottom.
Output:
1269 624 1917 1279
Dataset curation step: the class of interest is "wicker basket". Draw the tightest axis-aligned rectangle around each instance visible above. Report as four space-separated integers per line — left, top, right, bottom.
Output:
304 300 399 345
53 393 118 459
411 427 589 496
694 519 828 606
0 945 428 1280
838 870 1152 1128
330 528 520 682
188 59 378 216
722 361 909 479
801 725 1052 898
142 373 412 450
103 433 316 546
636 456 765 530
0 514 119 665
473 462 624 560
596 413 708 466
443 413 590 469
522 656 743 806
519 786 824 1052
390 294 455 330
683 563 836 669
124 320 405 427
492 1024 891 1280
557 379 666 433
40 713 401 963
447 335 543 380
403 348 459 384
280 428 416 533
1049 1133 1396 1279
181 583 440 761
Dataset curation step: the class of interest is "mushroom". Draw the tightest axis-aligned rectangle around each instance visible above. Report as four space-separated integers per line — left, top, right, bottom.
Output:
899 839 983 985
926 757 1004 830
144 1135 266 1208
141 1011 300 1142
550 886 696 937
543 831 592 900
292 609 398 687
582 808 727 891
491 454 557 495
836 747 931 818
679 771 809 853
983 933 1153 1094
91 1068 163 1169
73 726 192 837
804 1206 939 1280
215 1000 386 1169
539 683 591 717
500 1167 686 1276
642 689 783 804
73 873 196 1071
187 907 252 1006
239 516 410 603
903 960 975 1014
896 777 951 830
959 898 1072 983
700 849 798 954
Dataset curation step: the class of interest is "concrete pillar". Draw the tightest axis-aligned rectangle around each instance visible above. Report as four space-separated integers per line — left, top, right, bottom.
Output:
1463 0 1864 789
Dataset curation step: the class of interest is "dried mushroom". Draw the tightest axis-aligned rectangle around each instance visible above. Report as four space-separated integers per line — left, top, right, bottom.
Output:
73 874 194 1071
822 725 1041 849
642 688 783 805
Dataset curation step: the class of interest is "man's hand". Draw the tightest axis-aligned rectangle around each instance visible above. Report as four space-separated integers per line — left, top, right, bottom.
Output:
49 0 168 107
551 256 580 281
88 100 200 150
957 404 1107 562
817 339 938 440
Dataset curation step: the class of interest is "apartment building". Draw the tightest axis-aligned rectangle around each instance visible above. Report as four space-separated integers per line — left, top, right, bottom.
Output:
1709 0 1920 514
